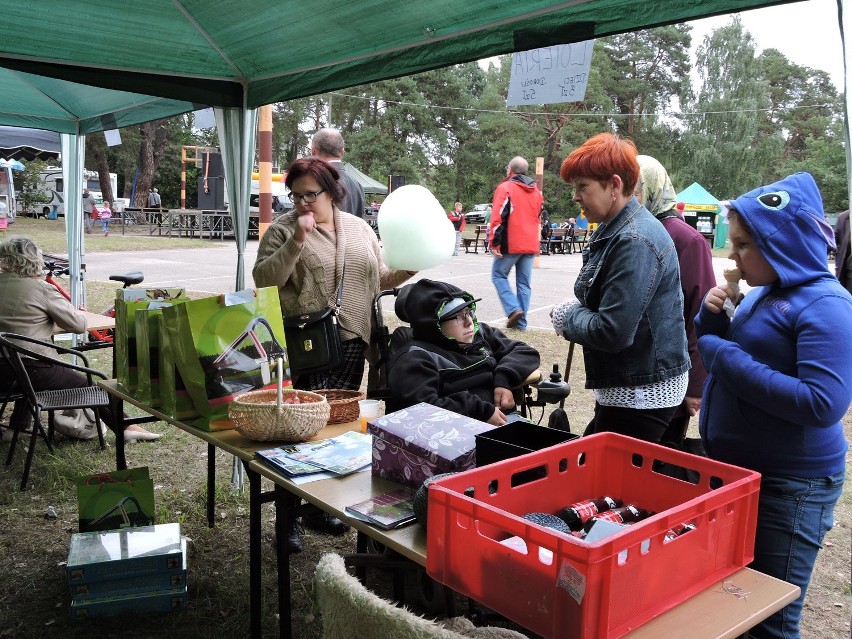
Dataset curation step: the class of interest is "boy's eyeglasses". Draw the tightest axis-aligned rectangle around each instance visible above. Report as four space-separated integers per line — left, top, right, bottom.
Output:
289 189 325 204
442 310 475 325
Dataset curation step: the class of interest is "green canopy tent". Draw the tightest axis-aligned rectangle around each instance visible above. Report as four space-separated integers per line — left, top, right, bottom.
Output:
343 163 388 195
0 69 203 309
0 0 847 304
675 182 724 246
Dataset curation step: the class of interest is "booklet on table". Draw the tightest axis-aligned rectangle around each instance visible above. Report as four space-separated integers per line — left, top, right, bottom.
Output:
345 487 417 530
256 431 372 477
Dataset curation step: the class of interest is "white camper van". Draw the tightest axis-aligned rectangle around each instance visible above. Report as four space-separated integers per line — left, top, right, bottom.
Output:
35 167 118 218
0 166 16 222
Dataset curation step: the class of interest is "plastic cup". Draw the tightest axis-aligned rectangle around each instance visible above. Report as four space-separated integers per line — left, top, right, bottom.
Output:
358 399 380 433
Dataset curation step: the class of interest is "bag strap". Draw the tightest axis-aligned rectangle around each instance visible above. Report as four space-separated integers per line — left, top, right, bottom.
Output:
333 264 345 311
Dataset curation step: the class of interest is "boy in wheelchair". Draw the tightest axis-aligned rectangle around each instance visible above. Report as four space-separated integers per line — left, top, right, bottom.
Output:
386 279 540 425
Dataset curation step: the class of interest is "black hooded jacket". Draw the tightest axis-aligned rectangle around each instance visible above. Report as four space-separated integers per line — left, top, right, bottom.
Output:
386 279 540 422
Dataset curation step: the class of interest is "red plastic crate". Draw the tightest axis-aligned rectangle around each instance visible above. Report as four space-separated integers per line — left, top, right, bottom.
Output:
426 433 760 639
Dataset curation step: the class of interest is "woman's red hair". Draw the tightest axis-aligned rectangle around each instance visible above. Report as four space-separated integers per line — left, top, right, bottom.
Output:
560 132 639 196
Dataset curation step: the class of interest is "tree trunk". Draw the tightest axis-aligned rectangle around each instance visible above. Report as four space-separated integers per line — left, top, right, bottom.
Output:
91 145 114 205
134 119 169 207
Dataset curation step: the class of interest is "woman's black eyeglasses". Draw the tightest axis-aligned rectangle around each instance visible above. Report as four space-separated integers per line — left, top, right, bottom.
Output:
289 189 325 204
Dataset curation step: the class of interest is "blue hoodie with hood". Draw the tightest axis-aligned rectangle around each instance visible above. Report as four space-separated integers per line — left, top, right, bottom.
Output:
695 172 851 478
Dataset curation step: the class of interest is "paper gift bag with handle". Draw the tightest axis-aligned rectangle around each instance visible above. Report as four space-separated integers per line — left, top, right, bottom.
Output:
76 467 155 533
161 287 290 430
157 313 198 421
115 288 186 391
135 300 189 407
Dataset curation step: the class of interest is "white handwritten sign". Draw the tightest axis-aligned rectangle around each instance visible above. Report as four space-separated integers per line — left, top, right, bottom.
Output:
507 41 595 106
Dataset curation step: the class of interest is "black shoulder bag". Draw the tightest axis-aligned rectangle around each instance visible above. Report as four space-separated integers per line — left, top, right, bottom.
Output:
283 269 345 376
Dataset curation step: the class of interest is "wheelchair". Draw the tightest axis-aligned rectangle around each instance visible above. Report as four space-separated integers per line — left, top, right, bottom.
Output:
366 288 571 426
355 287 573 616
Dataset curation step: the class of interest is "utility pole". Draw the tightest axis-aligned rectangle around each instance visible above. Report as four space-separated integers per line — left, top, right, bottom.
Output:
258 105 273 238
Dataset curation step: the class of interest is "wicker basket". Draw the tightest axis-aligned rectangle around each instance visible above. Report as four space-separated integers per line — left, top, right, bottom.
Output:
229 388 330 442
314 389 366 424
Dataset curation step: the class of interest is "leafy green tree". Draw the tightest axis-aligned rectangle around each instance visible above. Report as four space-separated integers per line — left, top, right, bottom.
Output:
781 119 848 212
758 49 841 162
680 17 782 199
602 24 692 139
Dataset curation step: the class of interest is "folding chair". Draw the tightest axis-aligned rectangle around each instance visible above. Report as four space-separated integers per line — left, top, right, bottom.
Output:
0 332 110 490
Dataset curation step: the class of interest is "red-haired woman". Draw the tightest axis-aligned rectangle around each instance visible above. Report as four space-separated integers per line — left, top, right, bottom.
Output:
550 133 689 442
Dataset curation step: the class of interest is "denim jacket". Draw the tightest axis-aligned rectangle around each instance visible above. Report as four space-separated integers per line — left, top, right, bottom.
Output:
560 198 689 388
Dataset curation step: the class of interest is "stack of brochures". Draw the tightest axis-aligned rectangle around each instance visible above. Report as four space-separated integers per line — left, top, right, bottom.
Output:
66 523 187 622
256 431 372 477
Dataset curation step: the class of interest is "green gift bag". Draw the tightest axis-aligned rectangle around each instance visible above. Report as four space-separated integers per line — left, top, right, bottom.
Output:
157 314 199 421
77 467 155 533
161 287 289 430
135 301 188 406
115 288 186 391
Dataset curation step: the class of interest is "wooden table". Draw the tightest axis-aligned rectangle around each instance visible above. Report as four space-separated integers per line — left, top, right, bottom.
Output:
81 310 116 331
97 380 799 639
248 450 799 639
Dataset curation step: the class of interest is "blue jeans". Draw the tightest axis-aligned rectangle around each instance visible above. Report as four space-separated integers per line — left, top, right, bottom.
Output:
747 471 844 639
491 253 533 329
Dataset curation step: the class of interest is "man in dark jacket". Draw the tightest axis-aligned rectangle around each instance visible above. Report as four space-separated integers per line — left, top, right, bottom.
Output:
387 279 540 424
311 128 366 218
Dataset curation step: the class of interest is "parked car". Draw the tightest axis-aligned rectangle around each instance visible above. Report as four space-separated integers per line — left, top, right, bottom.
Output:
249 192 293 214
464 203 491 224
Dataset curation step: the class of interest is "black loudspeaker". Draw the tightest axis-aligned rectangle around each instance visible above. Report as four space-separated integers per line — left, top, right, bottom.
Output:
388 175 406 192
202 152 225 178
197 176 225 210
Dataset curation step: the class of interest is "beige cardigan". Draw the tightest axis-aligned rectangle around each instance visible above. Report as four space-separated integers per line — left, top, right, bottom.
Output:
252 207 413 345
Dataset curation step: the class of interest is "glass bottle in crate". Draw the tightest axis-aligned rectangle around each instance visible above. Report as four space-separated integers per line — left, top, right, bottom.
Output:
582 504 653 532
557 496 623 531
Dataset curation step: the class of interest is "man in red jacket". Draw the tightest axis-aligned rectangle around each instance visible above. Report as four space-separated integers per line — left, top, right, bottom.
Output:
489 156 544 330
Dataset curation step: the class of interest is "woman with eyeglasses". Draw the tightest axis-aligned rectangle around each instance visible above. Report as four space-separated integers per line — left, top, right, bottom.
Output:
253 157 415 551
386 278 540 425
253 157 414 392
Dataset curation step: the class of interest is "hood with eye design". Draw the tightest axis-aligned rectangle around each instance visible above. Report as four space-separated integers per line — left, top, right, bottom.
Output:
728 172 835 288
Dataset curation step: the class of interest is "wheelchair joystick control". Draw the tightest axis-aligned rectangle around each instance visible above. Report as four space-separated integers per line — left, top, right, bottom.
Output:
536 364 571 404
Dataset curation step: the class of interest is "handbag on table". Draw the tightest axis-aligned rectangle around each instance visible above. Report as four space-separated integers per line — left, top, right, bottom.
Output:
283 268 345 377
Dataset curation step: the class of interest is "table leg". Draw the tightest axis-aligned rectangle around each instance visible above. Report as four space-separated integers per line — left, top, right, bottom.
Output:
110 394 127 470
247 466 262 639
207 443 215 528
355 530 368 583
276 485 293 639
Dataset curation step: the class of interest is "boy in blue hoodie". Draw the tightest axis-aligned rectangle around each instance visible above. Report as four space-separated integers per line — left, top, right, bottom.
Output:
695 172 851 639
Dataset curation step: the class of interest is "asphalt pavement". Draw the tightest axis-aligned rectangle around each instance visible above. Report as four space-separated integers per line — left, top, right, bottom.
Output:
83 240 737 332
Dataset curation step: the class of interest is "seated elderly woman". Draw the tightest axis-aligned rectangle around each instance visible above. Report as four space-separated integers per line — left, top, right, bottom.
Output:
0 236 160 442
387 279 540 425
